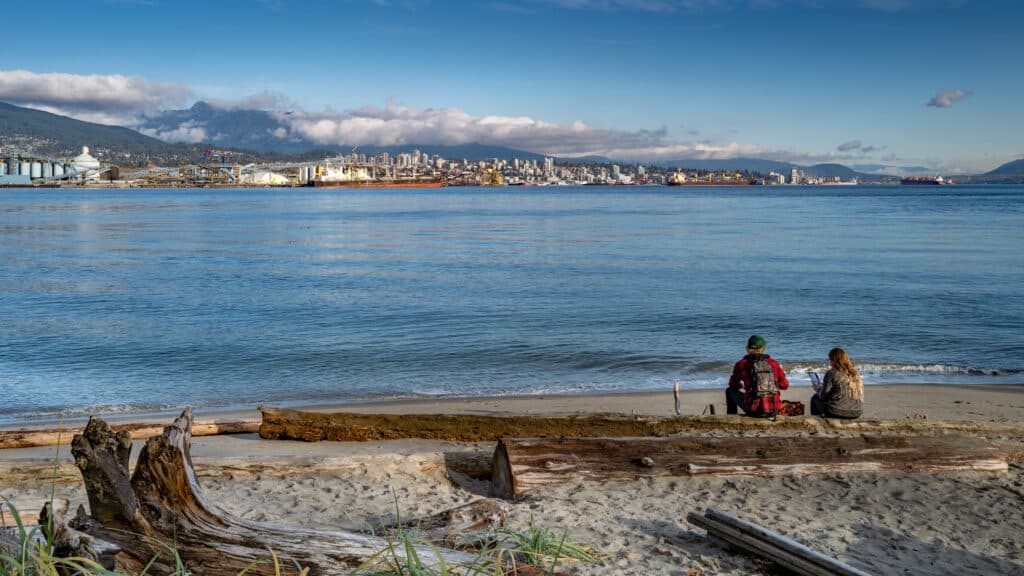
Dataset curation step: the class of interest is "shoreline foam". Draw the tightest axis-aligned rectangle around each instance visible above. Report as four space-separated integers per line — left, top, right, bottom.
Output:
2 382 1023 432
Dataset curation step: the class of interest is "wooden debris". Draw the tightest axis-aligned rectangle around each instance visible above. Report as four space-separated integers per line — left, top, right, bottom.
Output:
258 406 1024 442
0 419 259 450
687 508 874 576
490 435 1006 499
66 409 478 575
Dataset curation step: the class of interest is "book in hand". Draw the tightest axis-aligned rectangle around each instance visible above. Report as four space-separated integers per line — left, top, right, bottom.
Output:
809 372 822 392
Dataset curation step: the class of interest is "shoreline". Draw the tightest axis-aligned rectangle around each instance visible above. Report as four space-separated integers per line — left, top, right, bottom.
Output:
3 384 1022 575
3 382 1022 432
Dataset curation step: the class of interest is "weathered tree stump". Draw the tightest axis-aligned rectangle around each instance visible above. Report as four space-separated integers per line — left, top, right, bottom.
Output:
68 409 481 575
490 435 1007 499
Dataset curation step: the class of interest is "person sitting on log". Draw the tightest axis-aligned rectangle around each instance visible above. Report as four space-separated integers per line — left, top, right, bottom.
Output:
726 335 790 417
810 347 864 419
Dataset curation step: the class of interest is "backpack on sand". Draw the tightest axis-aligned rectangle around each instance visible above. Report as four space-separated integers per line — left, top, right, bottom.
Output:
748 355 779 398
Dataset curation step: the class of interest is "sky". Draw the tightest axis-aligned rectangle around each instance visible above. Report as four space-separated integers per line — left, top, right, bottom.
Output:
0 0 1022 173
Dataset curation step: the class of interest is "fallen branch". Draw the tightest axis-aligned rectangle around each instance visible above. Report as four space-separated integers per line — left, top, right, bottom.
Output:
687 508 874 576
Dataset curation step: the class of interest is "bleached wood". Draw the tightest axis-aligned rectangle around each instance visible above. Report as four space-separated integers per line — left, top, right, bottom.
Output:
68 409 478 575
688 508 875 576
490 435 1006 499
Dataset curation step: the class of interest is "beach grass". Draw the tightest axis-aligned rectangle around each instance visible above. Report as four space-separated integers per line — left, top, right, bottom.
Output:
3 499 600 576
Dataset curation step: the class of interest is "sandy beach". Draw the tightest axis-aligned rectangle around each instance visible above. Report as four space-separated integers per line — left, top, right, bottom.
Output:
3 384 1023 575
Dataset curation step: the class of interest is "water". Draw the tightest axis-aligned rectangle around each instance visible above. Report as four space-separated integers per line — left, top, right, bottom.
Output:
1 185 1022 423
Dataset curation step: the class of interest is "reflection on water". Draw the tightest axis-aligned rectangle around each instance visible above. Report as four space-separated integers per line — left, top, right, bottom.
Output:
0 186 1022 422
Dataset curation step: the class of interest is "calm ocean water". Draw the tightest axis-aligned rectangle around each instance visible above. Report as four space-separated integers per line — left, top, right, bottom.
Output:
1 185 1022 423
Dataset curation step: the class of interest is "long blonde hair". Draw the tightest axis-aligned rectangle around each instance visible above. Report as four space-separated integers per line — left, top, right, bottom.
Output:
829 348 864 400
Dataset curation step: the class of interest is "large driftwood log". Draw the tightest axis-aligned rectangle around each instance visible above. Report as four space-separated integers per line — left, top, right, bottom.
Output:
259 406 1024 442
490 435 1007 499
0 419 259 449
69 409 479 575
688 508 874 576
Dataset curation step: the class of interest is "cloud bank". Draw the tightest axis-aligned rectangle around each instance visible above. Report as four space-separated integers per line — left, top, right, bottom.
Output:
927 89 972 108
0 69 901 165
0 69 190 125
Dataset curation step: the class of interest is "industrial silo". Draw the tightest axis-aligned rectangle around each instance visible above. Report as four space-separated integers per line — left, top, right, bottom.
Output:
53 163 64 177
42 163 53 178
30 162 42 178
6 157 16 175
19 161 29 176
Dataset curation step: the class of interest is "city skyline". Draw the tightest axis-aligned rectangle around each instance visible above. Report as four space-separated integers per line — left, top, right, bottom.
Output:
0 0 1021 173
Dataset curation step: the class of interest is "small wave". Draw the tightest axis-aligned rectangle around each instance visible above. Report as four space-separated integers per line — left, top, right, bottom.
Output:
782 361 1019 377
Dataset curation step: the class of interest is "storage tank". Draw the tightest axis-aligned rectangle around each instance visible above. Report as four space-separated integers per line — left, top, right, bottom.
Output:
53 163 64 177
0 163 6 176
20 161 30 176
30 162 42 178
6 157 16 175
42 163 53 178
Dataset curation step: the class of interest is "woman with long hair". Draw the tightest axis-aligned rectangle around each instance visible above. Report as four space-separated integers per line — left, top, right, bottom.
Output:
811 347 864 419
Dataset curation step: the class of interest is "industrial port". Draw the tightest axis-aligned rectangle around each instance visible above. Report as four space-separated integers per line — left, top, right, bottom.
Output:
0 145 863 188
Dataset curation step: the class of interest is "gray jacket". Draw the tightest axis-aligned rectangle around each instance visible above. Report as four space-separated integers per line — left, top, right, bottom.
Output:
819 368 864 418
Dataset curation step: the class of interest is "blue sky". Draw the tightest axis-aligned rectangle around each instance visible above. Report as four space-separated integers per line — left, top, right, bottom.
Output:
1 0 1021 172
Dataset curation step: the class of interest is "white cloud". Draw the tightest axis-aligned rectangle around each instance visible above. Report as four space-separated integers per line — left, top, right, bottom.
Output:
276 101 673 156
837 140 862 152
927 89 972 108
274 101 879 164
0 69 189 125
138 120 207 143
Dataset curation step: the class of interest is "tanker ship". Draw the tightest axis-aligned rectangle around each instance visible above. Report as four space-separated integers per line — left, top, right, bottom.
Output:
901 176 953 185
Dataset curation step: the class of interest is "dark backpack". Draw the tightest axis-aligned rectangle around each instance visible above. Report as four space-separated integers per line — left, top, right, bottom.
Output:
748 355 779 398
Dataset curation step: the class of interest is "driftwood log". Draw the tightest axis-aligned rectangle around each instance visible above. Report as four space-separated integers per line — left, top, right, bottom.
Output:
67 409 482 575
258 406 1024 442
490 435 1007 499
688 508 874 576
0 419 259 450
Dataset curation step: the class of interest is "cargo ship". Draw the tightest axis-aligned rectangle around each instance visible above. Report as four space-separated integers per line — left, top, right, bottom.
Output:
308 179 444 189
666 172 755 186
901 176 953 185
306 162 444 188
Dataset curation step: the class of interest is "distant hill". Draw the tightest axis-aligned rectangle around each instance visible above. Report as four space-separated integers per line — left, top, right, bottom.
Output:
138 102 308 153
655 157 889 181
954 158 1024 184
139 102 549 161
0 101 179 161
986 158 1024 176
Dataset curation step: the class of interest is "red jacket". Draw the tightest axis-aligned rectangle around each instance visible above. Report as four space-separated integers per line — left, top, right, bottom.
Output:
729 354 789 415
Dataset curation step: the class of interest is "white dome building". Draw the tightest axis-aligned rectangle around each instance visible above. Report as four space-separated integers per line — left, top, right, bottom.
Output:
71 144 100 171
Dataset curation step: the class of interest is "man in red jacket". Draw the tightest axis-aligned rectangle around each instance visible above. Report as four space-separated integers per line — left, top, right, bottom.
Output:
727 334 789 417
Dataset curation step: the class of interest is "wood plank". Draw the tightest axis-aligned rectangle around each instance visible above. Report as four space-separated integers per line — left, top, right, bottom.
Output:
687 508 874 576
490 435 1006 499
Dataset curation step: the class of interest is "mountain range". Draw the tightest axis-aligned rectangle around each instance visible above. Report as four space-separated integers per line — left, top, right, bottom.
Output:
2 100 1022 181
